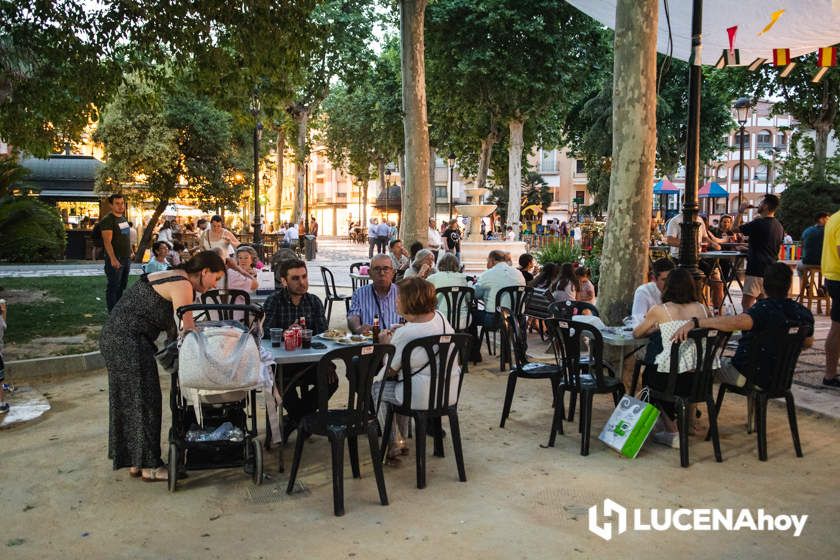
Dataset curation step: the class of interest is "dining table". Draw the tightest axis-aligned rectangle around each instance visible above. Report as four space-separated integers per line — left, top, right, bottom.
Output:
349 272 370 290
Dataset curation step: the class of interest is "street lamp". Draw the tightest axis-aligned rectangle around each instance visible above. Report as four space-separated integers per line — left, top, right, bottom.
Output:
250 89 264 260
733 96 752 211
384 168 391 224
448 152 456 221
304 162 310 235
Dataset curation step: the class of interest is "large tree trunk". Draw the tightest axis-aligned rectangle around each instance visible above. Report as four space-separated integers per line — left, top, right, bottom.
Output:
598 0 658 324
134 195 171 263
475 124 498 191
507 118 525 238
288 105 309 225
273 128 285 224
399 0 431 245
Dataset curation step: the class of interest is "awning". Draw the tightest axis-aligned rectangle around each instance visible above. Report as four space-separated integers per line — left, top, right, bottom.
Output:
653 178 679 194
566 1 840 66
699 181 729 198
37 190 101 199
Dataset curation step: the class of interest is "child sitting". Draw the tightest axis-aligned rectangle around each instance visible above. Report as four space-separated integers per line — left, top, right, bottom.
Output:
575 266 596 304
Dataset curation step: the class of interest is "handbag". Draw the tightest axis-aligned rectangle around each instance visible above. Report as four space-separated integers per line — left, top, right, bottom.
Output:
154 338 179 374
598 393 660 458
178 321 262 390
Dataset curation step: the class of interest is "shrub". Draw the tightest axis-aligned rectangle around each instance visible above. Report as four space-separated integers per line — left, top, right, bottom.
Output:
536 240 581 266
0 197 66 262
778 181 840 240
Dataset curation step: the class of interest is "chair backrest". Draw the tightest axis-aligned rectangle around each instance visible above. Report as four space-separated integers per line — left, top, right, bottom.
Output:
499 307 530 370
554 320 611 389
543 317 572 370
658 328 730 401
176 303 265 335
315 344 395 428
743 323 809 394
494 285 532 316
399 333 472 411
548 299 600 319
435 286 475 332
524 287 555 320
320 266 337 299
200 289 252 320
349 262 369 275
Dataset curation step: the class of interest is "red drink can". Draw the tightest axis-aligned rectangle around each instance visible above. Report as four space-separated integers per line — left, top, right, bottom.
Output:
284 330 297 351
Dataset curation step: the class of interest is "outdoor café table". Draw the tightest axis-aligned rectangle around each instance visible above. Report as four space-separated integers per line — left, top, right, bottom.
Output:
350 272 370 290
700 250 746 311
260 336 372 469
571 318 648 377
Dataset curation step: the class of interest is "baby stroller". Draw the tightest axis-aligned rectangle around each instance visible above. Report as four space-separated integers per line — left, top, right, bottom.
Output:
167 303 266 492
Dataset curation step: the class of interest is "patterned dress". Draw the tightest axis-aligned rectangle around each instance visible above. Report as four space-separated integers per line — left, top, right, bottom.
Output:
99 274 187 470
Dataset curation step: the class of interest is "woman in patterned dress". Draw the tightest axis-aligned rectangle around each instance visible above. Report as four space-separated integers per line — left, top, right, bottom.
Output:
99 251 226 481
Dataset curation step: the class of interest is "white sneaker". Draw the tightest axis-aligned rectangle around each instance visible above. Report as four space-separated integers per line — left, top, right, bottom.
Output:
652 431 680 449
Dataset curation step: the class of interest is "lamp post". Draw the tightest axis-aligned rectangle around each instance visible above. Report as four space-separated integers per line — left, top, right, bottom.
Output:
448 152 456 221
384 168 391 223
250 89 264 260
304 162 309 235
733 97 751 211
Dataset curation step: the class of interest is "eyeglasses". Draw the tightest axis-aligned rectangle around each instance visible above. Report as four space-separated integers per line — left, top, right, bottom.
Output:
371 266 393 273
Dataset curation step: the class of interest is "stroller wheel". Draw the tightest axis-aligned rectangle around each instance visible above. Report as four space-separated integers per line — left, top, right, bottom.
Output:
168 444 178 492
251 439 263 485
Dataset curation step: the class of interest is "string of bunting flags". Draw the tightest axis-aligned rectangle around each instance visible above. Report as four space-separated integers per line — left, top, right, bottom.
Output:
714 17 837 83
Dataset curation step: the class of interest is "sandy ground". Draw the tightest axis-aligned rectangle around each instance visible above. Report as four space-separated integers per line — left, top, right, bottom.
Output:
2 355 839 559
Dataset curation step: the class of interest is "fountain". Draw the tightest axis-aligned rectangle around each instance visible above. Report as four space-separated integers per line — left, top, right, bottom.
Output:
454 186 528 273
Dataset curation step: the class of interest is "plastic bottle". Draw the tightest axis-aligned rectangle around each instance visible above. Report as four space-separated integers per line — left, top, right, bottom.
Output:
372 314 380 343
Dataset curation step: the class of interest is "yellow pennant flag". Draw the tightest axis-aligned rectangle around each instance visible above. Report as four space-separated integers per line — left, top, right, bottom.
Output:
758 9 785 35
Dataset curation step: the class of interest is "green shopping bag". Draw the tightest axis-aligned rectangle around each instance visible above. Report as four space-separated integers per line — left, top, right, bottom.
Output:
598 395 660 458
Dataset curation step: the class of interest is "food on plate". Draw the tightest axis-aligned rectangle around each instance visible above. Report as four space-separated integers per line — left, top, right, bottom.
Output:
321 329 345 339
350 335 365 342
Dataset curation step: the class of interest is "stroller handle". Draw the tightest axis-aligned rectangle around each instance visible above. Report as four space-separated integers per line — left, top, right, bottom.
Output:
176 303 266 321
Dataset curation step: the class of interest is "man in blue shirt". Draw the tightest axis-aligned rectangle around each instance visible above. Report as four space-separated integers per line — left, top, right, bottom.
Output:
348 254 402 333
799 211 829 268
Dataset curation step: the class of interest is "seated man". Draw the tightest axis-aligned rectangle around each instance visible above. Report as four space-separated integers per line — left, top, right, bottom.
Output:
348 253 402 334
472 249 526 327
631 257 675 325
666 211 725 308
798 211 829 272
672 262 814 388
263 258 334 434
388 239 410 276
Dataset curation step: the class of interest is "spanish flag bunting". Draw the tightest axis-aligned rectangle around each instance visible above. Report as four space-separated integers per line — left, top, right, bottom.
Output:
818 47 837 67
715 49 741 69
773 48 791 66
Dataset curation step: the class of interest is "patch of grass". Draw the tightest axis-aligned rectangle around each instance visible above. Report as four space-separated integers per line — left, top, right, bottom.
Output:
0 276 137 344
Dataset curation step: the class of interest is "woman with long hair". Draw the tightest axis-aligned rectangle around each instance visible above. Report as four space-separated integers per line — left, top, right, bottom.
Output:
99 251 226 481
551 262 579 303
632 267 711 447
529 262 560 289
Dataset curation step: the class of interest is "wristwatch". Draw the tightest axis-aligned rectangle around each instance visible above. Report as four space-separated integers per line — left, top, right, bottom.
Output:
692 317 700 329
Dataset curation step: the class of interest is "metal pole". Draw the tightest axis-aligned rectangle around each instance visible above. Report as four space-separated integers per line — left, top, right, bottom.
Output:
448 162 454 221
737 123 745 209
253 114 263 261
678 0 703 278
304 163 309 235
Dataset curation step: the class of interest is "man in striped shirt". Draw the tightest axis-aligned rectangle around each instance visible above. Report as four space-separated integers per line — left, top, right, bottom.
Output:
348 254 402 333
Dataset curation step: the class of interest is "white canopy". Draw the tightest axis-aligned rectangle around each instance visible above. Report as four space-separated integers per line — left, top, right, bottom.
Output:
566 0 840 66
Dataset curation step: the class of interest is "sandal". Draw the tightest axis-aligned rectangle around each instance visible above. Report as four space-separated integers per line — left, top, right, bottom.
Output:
128 467 142 478
141 466 168 482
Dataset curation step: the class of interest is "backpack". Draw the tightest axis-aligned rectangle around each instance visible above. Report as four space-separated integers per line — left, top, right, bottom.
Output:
91 222 104 248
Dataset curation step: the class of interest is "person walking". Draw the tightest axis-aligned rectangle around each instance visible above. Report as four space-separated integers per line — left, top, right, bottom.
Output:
368 218 378 259
100 193 134 312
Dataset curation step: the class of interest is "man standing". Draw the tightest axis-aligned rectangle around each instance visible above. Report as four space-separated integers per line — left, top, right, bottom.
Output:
263 258 333 433
367 218 378 258
100 193 133 312
348 254 401 333
821 209 840 387
427 218 443 261
800 211 829 269
443 219 462 261
376 217 391 254
285 220 299 249
733 195 785 311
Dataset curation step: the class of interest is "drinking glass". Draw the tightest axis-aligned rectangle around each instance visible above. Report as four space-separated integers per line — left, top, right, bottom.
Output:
269 328 283 348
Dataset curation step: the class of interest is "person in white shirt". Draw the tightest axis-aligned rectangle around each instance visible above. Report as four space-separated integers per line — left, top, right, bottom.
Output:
505 226 516 241
428 253 471 329
665 212 725 307
427 218 443 261
631 257 676 325
285 222 299 247
472 250 526 327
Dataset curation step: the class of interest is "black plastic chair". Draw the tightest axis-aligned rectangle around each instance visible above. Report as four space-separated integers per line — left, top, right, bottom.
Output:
435 286 476 333
548 321 624 455
379 333 472 489
548 300 600 319
200 289 251 320
350 261 370 291
321 266 352 325
712 323 808 461
498 308 565 428
285 344 395 516
647 328 729 468
524 287 555 340
478 285 532 370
